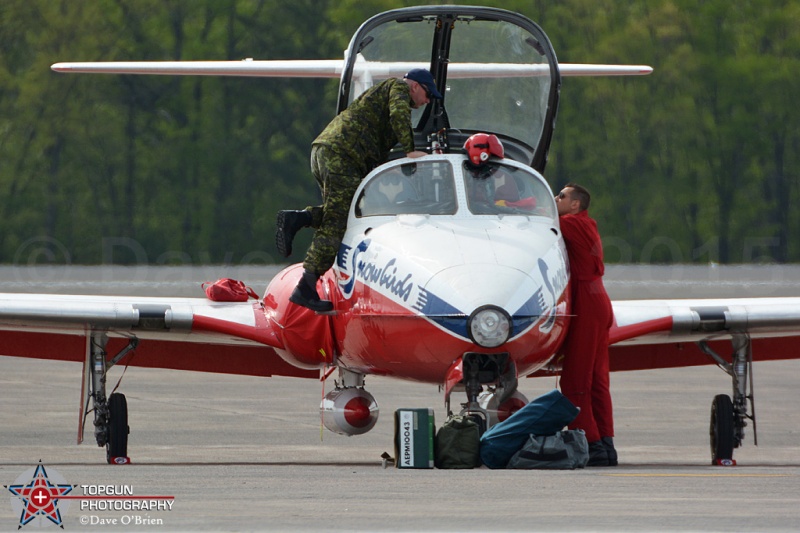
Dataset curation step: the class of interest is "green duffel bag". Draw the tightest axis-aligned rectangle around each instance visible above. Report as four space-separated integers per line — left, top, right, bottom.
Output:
435 415 481 469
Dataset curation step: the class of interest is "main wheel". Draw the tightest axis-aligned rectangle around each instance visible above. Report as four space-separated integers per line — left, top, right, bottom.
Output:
106 393 129 464
710 394 734 464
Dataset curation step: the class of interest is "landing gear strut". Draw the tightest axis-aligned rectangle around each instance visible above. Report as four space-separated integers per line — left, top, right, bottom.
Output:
449 353 518 434
699 333 756 466
81 329 137 464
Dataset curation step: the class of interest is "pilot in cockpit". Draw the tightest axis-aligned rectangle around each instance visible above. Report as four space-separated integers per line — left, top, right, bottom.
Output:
372 164 419 206
463 133 539 214
358 164 419 216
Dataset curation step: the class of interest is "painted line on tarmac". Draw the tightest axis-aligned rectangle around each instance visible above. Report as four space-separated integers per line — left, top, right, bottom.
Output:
604 473 790 478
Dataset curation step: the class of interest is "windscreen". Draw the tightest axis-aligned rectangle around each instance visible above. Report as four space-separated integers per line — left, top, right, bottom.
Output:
464 162 556 219
356 161 456 217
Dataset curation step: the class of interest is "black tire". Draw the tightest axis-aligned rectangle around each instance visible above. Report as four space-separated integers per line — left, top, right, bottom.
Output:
710 394 734 464
106 393 129 463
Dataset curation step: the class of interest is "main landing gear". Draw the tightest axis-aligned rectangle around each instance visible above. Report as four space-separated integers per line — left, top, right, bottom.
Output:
699 333 756 466
81 329 138 464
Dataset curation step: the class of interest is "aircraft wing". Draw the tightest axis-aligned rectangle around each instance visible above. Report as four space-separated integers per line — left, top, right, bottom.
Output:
51 60 652 78
608 297 800 372
51 59 347 78
0 293 318 379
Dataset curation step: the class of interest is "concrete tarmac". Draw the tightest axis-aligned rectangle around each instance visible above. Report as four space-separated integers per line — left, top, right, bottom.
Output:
1 265 800 531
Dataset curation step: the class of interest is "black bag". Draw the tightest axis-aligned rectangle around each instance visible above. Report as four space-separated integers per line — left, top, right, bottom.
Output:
435 415 481 469
506 429 589 470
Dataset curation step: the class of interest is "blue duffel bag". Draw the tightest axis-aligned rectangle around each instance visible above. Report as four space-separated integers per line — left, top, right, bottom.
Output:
479 389 579 469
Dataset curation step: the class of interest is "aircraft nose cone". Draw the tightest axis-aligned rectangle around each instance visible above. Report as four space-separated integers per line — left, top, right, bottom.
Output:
424 264 537 314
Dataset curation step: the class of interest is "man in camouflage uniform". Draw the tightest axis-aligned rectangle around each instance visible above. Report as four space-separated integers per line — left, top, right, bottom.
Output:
276 68 442 312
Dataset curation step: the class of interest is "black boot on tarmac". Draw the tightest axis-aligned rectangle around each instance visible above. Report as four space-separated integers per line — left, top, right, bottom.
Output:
601 436 618 466
276 210 312 257
289 270 333 313
587 440 611 467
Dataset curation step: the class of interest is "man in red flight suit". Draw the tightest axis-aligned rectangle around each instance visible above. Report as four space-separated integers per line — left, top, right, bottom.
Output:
555 183 617 467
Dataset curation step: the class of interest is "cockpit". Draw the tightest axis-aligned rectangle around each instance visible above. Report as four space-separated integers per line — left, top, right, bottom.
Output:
356 160 456 217
463 162 555 217
354 156 556 219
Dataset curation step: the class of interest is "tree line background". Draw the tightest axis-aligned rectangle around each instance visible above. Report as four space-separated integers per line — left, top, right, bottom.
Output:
0 0 797 265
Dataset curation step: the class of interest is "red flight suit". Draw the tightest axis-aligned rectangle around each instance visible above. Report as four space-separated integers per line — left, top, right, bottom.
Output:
558 209 614 443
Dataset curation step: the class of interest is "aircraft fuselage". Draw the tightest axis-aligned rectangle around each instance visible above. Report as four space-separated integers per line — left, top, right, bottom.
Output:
266 154 571 387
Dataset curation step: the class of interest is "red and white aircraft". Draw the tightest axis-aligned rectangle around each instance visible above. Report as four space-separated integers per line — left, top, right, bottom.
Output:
3 6 798 465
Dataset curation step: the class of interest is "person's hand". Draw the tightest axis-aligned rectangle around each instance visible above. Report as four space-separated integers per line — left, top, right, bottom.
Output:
406 151 427 158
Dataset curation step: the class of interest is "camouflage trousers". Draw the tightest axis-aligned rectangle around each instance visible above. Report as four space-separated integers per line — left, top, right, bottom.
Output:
302 144 364 275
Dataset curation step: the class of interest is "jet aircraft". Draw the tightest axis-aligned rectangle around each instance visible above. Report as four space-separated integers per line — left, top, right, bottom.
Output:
2 5 798 466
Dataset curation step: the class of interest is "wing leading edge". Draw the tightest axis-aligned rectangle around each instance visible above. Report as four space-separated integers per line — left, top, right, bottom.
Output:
51 60 651 78
0 293 317 379
608 297 800 372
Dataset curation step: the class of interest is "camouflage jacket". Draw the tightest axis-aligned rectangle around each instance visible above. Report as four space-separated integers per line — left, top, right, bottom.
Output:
312 78 415 176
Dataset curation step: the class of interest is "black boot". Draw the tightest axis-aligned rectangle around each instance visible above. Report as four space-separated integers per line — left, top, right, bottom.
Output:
289 270 333 313
276 210 312 257
587 440 610 467
602 436 618 466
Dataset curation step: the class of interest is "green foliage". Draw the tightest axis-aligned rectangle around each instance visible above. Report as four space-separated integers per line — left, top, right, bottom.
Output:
546 0 800 263
0 0 797 264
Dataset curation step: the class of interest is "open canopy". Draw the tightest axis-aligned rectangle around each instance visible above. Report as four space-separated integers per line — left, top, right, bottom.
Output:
338 5 561 172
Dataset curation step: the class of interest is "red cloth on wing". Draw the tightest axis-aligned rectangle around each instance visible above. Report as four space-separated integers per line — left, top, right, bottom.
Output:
558 210 614 443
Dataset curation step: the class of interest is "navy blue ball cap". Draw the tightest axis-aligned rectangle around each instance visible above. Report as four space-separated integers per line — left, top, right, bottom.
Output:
404 68 443 99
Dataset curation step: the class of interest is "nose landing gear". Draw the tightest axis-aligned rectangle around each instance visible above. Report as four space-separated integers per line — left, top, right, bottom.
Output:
444 352 521 434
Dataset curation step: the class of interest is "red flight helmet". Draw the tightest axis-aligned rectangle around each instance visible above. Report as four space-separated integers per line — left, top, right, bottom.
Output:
463 133 505 166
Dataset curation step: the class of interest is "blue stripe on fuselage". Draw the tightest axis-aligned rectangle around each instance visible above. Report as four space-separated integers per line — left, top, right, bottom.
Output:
412 286 547 342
